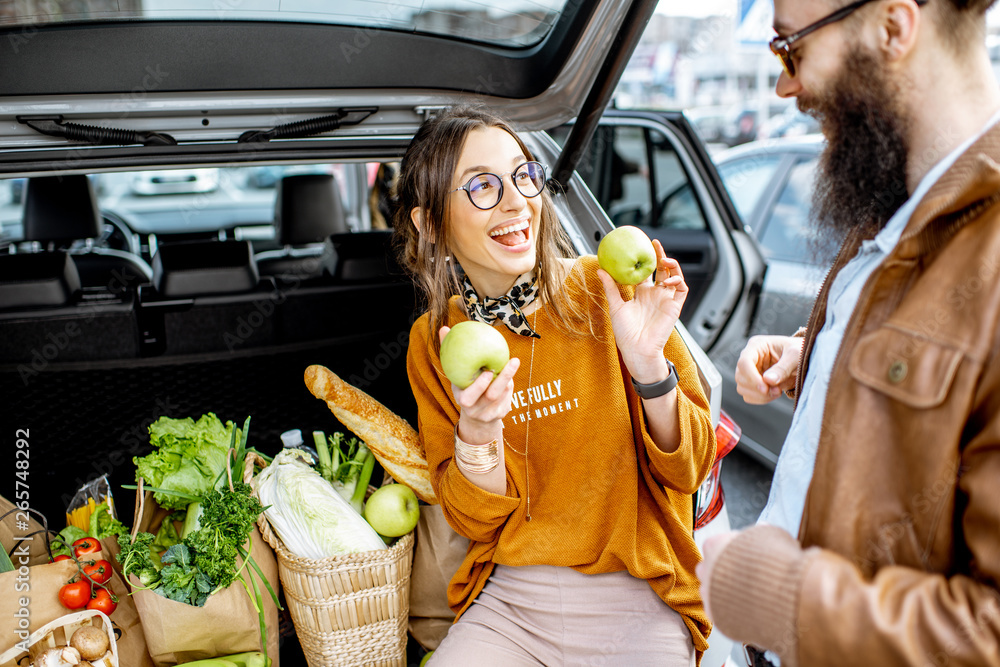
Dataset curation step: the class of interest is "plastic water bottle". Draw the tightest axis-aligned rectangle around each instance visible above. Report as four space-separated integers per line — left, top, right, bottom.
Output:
280 429 319 465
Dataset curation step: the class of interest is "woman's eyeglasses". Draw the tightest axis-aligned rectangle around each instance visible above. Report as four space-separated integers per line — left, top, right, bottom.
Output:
769 0 927 78
450 161 546 210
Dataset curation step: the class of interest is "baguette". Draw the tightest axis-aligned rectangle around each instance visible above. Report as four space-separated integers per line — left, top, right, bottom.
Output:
304 364 437 504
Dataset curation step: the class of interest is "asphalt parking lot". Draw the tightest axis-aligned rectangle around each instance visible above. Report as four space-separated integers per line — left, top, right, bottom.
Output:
721 448 774 530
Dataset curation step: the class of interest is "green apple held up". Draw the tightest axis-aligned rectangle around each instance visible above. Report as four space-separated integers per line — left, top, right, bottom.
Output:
363 483 420 537
439 320 510 389
597 225 657 285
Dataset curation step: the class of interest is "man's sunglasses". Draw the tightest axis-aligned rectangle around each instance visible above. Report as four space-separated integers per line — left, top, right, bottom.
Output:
450 161 546 210
769 0 928 77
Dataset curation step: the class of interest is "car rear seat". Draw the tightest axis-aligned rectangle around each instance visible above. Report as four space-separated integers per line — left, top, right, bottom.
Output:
138 239 279 355
255 174 348 280
0 176 149 363
22 175 153 292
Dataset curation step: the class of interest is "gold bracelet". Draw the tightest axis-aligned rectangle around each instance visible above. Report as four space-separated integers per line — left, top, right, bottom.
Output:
453 426 500 474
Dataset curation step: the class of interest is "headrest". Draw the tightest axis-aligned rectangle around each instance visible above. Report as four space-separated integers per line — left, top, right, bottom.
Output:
275 174 349 245
0 251 81 309
23 175 102 243
152 240 259 297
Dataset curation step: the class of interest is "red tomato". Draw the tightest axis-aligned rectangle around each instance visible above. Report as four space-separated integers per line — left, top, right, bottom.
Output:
58 581 91 610
87 588 117 616
51 554 71 562
83 559 113 585
72 537 100 558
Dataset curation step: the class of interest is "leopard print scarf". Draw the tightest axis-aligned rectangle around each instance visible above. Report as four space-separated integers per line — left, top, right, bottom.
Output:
462 271 541 338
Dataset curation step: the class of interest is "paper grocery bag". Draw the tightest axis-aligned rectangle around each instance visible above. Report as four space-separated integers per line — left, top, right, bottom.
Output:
129 488 280 667
0 496 52 567
0 550 154 667
408 504 470 651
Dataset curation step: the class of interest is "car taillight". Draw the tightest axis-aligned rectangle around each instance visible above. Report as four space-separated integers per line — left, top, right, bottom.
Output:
693 409 742 530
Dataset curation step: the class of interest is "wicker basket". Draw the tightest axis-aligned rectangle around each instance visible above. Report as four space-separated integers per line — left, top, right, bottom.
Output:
0 610 118 667
245 453 414 667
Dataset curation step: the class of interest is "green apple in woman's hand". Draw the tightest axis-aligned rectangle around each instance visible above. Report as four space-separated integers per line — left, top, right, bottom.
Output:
598 225 657 285
440 321 510 389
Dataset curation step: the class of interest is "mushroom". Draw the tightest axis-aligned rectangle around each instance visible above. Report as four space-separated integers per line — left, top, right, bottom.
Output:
68 627 109 662
32 647 81 667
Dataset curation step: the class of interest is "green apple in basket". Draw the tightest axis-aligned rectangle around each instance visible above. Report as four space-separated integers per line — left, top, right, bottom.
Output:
363 484 420 538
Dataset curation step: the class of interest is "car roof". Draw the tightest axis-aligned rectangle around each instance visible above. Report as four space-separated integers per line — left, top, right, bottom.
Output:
714 134 825 164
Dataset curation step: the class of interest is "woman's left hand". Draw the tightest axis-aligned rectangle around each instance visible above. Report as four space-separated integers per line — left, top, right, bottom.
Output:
597 238 688 383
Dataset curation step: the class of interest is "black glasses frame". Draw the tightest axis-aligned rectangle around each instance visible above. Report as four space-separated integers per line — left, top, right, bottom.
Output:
449 161 546 211
769 0 928 77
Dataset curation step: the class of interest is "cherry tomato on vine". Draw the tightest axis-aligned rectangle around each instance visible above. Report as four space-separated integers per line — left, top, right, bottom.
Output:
51 554 71 563
58 581 91 610
72 537 100 558
87 588 117 616
83 559 113 585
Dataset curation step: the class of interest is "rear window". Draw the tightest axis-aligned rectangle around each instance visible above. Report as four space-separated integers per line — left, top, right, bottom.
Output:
0 162 399 254
0 0 566 47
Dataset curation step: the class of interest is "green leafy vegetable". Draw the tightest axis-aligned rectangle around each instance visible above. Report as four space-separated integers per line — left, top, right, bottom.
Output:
0 544 14 574
134 413 239 510
151 511 184 553
91 501 129 539
116 532 160 588
184 482 264 590
158 543 214 607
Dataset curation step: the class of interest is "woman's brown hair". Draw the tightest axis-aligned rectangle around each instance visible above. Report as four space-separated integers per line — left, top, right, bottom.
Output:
394 106 584 351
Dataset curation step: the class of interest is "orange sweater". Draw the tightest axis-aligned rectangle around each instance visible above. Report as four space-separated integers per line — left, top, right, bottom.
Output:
405 256 716 652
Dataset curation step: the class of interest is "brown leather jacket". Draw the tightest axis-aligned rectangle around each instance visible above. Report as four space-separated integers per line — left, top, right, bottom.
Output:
707 122 1000 666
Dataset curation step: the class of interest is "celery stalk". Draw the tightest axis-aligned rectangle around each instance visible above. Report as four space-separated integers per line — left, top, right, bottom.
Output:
349 449 375 515
313 431 332 481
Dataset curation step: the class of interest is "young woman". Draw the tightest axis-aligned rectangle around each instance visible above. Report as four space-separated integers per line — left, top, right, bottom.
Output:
397 106 716 666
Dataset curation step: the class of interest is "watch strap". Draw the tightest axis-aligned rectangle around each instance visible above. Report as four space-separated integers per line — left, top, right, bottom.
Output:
630 359 678 399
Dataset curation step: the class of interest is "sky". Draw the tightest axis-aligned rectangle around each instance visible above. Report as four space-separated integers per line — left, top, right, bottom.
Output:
656 0 1000 24
655 0 737 19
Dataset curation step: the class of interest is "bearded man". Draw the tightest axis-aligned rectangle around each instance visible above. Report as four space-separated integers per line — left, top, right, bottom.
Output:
696 1 1000 666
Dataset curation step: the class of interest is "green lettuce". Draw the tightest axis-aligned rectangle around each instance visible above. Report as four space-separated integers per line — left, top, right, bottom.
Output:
135 413 238 510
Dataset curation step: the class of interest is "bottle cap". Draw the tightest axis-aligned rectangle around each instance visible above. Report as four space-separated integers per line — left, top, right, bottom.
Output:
280 429 304 449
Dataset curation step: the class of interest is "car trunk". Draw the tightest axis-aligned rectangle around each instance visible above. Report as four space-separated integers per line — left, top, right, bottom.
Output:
0 0 663 528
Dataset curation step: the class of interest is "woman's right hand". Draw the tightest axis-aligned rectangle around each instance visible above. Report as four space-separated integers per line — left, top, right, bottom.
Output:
439 326 521 444
735 334 803 404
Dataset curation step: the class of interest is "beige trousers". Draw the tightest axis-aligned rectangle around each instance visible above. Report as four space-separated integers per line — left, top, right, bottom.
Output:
428 564 696 666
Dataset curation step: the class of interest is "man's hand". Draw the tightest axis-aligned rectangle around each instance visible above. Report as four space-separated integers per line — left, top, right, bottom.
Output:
696 530 738 620
735 335 804 404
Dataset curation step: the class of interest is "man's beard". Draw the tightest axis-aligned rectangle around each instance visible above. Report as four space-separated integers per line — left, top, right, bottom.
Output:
801 49 910 260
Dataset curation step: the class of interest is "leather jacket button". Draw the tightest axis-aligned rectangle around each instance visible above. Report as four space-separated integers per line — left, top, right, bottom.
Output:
888 360 908 384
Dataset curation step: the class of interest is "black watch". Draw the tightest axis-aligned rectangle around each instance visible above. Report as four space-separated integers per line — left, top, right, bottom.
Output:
630 360 678 399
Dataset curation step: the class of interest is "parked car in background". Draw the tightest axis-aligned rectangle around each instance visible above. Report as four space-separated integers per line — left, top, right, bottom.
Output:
757 106 821 140
712 135 832 466
0 1 762 664
130 168 221 196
